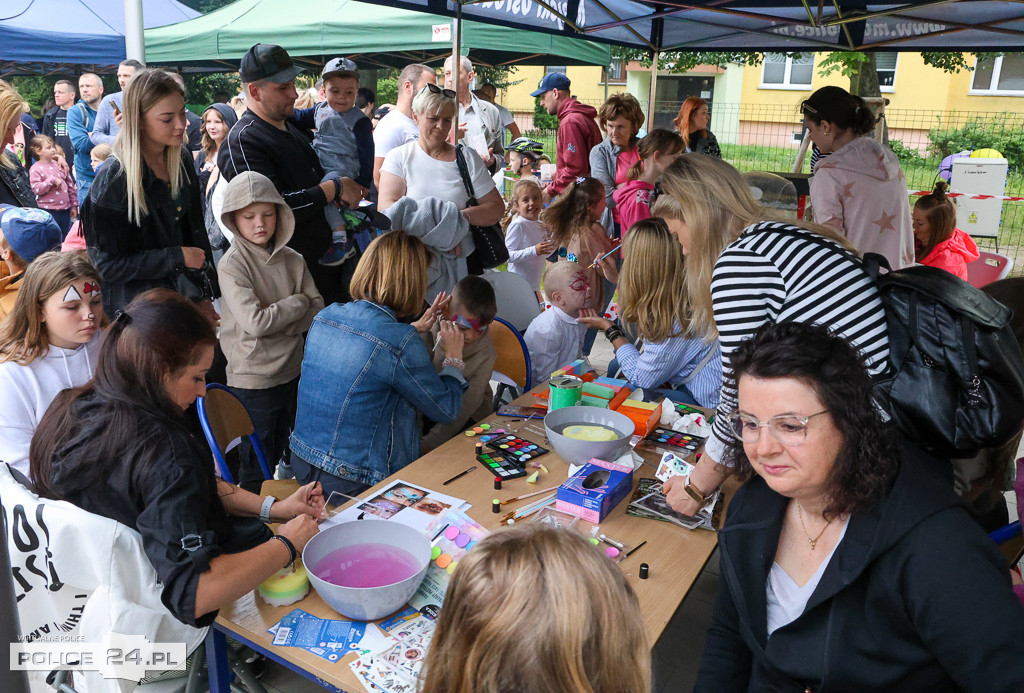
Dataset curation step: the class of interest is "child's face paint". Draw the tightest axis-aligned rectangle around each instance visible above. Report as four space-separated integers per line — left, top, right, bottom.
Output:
561 272 590 314
42 279 104 349
234 202 277 247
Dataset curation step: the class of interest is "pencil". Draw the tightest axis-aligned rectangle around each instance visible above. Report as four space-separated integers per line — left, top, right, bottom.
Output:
500 485 560 505
442 465 476 486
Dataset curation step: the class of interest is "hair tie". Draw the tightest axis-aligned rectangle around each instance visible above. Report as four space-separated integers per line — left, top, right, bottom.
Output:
575 176 587 185
114 310 132 325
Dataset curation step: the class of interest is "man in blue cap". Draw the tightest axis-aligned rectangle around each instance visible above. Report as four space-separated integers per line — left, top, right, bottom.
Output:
219 43 363 304
531 72 601 200
0 205 62 319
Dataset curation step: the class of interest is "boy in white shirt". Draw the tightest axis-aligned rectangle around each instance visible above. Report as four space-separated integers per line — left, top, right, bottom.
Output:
524 261 596 384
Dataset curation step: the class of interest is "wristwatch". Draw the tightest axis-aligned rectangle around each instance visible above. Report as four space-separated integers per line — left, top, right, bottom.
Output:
259 495 276 524
683 478 711 504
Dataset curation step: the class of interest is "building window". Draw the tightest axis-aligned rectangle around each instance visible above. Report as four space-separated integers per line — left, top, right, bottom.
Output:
604 58 624 83
545 65 568 76
971 54 1024 95
876 52 897 92
760 53 814 90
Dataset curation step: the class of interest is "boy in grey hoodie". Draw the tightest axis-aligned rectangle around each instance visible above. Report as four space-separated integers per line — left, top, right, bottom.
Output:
218 171 325 491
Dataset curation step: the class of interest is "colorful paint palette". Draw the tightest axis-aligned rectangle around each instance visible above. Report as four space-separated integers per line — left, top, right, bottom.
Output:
647 427 705 454
476 453 528 479
485 434 549 464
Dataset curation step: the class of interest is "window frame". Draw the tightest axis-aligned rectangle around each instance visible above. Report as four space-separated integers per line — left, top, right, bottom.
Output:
875 52 897 93
759 52 815 91
969 55 1024 97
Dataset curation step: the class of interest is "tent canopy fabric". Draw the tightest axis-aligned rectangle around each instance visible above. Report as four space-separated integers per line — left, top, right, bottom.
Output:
0 0 198 76
143 0 613 68
365 0 1024 53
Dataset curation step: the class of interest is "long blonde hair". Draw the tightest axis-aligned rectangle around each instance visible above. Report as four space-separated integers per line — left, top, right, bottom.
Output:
349 231 433 317
500 177 543 232
114 69 186 226
652 153 853 338
619 218 693 342
0 251 103 365
0 84 29 171
419 524 650 693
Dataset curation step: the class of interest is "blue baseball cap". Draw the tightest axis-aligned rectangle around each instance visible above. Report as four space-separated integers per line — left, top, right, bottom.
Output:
0 205 62 263
530 72 571 97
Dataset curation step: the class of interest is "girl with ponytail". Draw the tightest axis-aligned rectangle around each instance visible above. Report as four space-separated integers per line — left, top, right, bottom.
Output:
613 129 683 244
913 181 978 279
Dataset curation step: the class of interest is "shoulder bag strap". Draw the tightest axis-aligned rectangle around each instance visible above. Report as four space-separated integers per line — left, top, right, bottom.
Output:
679 340 719 386
453 144 479 206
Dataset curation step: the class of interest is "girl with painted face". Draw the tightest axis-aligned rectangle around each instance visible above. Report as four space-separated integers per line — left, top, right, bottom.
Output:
0 251 104 477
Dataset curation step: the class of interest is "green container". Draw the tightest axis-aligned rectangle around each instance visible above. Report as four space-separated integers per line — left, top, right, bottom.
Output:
549 375 583 411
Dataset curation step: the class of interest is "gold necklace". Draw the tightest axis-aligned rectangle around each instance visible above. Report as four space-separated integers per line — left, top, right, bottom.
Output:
796 502 831 550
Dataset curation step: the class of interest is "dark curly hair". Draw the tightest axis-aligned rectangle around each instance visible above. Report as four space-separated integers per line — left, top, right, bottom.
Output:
725 321 898 519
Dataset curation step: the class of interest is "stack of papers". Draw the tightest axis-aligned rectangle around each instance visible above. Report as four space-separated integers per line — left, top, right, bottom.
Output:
627 478 719 531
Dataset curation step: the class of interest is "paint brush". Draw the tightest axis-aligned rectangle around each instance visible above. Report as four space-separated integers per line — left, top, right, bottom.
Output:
442 465 476 486
500 485 560 505
587 244 622 269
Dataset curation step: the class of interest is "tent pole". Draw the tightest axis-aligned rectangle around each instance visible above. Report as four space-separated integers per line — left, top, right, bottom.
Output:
648 51 660 131
124 0 145 63
450 4 462 145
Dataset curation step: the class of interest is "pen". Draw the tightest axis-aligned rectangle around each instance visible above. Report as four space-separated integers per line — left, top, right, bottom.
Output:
442 465 476 486
588 244 622 269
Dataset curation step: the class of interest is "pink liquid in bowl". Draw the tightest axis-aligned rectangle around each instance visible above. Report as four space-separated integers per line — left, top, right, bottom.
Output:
312 543 422 588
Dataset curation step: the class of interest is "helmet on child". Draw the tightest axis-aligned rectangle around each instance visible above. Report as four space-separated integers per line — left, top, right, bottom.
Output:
507 137 544 159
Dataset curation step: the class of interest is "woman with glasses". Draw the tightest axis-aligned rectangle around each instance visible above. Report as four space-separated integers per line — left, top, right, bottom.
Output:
288 231 468 497
800 86 914 270
652 154 890 517
696 321 1024 692
377 84 504 296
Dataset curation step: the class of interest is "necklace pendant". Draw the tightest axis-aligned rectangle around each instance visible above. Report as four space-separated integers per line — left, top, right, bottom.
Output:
807 538 816 550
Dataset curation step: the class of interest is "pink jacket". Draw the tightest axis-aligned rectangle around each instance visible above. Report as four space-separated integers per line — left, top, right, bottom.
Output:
29 160 77 212
810 137 914 269
612 179 655 239
919 228 979 280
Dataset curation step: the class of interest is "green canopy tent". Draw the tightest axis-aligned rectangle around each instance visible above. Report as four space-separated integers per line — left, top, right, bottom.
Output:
143 0 612 69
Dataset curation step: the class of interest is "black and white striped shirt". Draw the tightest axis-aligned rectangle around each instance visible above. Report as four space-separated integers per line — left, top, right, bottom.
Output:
706 221 890 462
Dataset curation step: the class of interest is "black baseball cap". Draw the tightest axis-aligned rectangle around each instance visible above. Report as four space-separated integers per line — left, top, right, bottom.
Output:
239 43 303 83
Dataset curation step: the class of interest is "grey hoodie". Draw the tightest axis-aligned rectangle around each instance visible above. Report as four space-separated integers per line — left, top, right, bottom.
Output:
217 171 324 389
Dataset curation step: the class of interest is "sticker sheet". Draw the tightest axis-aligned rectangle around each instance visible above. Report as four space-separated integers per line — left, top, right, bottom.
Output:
349 613 436 693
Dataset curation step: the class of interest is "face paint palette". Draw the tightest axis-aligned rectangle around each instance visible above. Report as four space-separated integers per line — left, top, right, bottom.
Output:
476 452 528 479
485 435 550 464
646 428 705 454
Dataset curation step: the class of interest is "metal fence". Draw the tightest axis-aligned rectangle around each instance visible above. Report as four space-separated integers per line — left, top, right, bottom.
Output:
519 102 1024 274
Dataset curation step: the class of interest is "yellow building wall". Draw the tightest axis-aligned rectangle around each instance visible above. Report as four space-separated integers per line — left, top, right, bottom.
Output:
500 65 617 113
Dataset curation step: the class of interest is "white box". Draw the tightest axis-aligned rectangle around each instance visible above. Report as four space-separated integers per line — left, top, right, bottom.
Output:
951 157 1008 240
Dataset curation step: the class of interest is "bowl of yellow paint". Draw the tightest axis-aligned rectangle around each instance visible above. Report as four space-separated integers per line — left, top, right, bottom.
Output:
544 407 635 466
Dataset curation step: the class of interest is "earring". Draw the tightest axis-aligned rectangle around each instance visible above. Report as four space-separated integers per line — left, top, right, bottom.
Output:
87 313 95 320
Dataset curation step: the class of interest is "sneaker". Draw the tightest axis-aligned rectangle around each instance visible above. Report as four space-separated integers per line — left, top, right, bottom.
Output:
318 241 349 266
274 462 295 480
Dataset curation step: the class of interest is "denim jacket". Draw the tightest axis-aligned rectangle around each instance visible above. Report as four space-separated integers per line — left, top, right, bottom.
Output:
290 300 468 486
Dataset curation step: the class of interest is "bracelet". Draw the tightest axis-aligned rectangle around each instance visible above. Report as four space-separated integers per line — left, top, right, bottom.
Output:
604 325 624 343
259 495 276 524
683 478 712 504
271 535 297 568
442 357 465 370
331 178 341 203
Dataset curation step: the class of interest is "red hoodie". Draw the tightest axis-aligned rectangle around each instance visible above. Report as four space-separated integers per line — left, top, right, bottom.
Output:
612 179 655 239
919 228 979 280
547 97 602 197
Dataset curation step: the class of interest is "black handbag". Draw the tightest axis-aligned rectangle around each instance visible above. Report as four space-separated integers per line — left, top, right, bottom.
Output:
454 145 508 274
173 259 217 302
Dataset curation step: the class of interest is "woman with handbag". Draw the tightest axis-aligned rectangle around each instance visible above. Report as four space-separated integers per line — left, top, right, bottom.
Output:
84 69 217 317
378 85 504 296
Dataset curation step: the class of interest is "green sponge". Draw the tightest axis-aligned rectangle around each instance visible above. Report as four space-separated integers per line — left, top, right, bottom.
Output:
582 381 615 400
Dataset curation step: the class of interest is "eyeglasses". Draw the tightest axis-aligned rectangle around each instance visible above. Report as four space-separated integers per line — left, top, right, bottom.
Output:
729 410 829 446
421 83 456 99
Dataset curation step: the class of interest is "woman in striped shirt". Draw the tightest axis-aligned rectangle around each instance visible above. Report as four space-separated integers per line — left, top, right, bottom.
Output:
578 218 722 407
652 154 890 516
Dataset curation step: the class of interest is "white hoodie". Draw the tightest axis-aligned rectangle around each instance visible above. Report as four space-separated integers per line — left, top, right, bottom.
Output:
0 331 101 477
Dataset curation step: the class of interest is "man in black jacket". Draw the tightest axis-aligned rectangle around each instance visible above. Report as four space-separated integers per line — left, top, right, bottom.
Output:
218 43 362 305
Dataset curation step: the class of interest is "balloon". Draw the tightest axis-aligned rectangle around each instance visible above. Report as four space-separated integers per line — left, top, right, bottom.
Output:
938 150 973 182
971 148 1003 159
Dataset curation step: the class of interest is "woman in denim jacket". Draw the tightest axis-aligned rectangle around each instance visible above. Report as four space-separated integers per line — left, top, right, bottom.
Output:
289 231 468 496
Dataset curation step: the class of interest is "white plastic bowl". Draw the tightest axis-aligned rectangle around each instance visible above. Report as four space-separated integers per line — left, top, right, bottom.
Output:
544 406 636 466
303 521 430 621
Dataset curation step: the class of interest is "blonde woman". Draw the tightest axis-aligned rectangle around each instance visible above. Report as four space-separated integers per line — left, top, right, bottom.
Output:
289 231 467 497
0 251 103 478
420 523 650 693
0 85 36 207
651 154 890 516
578 218 721 407
84 69 216 316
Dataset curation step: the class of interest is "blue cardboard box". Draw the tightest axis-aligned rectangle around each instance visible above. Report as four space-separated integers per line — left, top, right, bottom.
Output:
556 457 634 523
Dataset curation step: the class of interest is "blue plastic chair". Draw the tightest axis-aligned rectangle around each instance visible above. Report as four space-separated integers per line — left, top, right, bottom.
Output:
490 316 533 409
196 383 273 485
990 520 1024 567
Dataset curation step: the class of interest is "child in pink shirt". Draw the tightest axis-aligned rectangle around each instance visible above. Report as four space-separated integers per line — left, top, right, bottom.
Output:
913 181 978 280
612 129 682 248
29 135 77 238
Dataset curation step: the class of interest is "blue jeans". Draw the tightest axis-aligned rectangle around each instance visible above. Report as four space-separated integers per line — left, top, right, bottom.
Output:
231 378 299 494
289 451 370 499
47 208 72 237
607 356 700 407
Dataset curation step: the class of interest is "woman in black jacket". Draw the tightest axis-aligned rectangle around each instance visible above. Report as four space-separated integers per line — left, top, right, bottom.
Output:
696 321 1024 692
84 69 216 316
0 85 37 208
